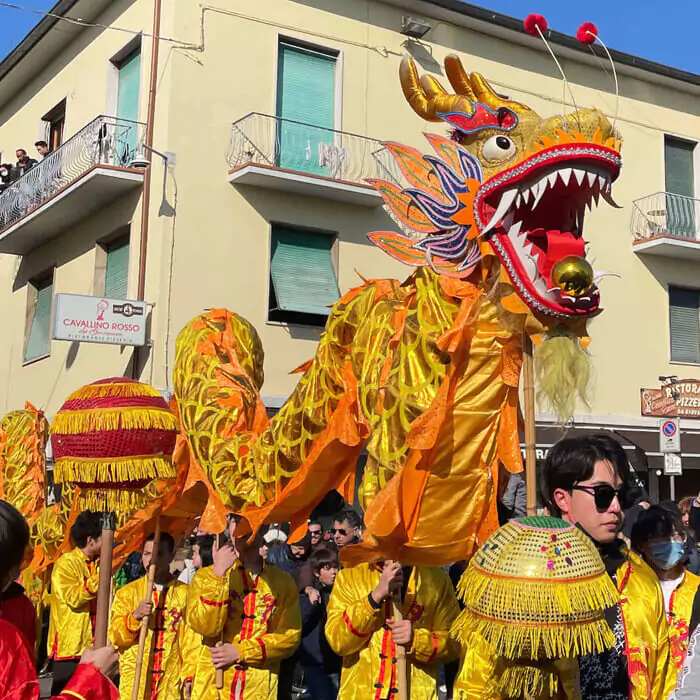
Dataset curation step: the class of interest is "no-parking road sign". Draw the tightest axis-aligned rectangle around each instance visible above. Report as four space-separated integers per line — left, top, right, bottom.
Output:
659 418 681 453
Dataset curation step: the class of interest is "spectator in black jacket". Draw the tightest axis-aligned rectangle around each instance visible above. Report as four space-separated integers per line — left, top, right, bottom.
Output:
300 547 341 700
266 530 312 586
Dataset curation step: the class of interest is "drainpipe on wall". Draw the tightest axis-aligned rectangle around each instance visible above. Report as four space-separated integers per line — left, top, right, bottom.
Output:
132 0 162 379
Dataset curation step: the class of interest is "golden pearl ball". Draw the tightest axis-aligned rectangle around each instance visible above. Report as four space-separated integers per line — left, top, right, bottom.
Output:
551 256 594 297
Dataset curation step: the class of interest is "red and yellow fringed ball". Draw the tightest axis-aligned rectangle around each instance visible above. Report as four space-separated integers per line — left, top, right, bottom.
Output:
50 378 179 515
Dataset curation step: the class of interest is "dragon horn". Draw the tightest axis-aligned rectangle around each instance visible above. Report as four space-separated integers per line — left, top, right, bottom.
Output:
469 72 529 113
399 56 475 121
444 54 478 101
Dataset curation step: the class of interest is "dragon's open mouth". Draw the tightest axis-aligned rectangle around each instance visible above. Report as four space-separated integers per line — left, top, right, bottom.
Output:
475 142 622 317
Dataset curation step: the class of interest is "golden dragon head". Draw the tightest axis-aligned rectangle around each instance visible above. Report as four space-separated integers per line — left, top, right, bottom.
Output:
369 55 622 322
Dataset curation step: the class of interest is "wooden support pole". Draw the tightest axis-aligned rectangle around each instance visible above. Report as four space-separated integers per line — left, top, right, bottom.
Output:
392 592 409 700
94 512 116 646
523 335 538 516
131 517 161 700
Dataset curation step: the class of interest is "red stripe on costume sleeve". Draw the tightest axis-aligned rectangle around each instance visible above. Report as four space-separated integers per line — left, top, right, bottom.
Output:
58 663 119 700
199 596 229 607
425 632 438 663
257 638 267 663
343 612 369 638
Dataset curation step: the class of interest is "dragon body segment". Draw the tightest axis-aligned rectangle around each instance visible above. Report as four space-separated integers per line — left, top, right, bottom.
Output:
174 55 622 564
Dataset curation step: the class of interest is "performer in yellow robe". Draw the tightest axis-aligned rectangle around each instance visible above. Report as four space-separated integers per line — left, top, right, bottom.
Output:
48 511 102 695
325 561 459 699
185 515 301 699
109 532 187 700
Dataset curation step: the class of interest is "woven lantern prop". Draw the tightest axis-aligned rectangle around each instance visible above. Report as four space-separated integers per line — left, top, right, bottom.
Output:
452 516 620 699
50 377 179 516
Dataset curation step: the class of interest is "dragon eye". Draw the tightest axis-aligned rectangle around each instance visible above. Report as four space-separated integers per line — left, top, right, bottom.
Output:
483 135 516 162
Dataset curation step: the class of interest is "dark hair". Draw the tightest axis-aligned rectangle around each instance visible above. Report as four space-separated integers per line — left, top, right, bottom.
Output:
35 141 48 148
333 508 363 530
146 531 175 554
70 511 103 548
0 500 30 582
541 435 633 517
308 545 340 574
308 520 323 532
194 534 214 568
16 148 26 156
631 505 686 552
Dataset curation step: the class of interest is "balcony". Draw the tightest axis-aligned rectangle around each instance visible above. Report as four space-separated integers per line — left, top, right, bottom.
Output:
0 116 146 255
226 113 398 207
632 192 700 260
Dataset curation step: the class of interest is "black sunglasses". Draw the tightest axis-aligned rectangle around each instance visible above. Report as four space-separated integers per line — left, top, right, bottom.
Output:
571 484 625 511
329 528 347 536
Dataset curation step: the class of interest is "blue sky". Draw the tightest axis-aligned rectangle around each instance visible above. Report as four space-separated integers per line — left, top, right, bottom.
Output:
0 0 698 74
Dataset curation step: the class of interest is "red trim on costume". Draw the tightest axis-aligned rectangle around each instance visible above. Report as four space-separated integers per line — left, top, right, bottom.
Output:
58 662 119 700
342 612 369 639
149 586 168 700
425 632 438 663
389 639 398 695
257 638 267 663
228 568 260 700
200 596 228 607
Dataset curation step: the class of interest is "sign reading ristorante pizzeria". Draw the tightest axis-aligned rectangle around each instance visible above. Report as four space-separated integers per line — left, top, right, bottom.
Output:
52 293 148 347
641 381 700 418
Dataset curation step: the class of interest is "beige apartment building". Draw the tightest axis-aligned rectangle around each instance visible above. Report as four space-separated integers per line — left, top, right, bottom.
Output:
1 0 700 502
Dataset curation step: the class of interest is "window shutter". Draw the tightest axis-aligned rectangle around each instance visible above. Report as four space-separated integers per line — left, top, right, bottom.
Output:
665 137 695 198
276 43 336 174
25 278 53 362
670 287 700 363
270 226 340 316
105 240 129 299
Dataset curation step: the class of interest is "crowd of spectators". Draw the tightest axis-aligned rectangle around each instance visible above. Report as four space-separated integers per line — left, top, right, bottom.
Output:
0 142 50 193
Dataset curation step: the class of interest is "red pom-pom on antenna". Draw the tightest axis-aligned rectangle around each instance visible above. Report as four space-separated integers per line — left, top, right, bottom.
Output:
576 21 598 44
524 14 548 36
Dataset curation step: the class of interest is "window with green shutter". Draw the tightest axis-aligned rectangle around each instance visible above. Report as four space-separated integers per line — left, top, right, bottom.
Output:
276 42 336 176
104 237 129 299
24 275 53 362
665 136 696 238
268 225 340 327
669 286 700 363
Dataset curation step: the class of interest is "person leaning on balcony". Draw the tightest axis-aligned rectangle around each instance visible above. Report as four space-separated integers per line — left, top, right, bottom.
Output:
14 148 38 178
0 163 13 192
35 140 51 160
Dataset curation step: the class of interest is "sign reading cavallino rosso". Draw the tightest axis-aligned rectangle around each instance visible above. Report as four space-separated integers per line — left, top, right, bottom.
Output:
641 381 700 418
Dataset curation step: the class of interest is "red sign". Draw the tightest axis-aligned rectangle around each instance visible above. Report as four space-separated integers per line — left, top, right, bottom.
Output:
641 380 700 418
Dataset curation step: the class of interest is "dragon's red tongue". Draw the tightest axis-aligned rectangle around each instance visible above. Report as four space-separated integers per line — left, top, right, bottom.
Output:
526 229 586 281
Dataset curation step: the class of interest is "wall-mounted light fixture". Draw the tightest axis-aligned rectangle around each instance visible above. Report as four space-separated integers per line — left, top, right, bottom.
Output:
401 16 432 39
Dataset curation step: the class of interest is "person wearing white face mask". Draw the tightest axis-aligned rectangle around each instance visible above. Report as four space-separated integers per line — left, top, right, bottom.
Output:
632 505 700 686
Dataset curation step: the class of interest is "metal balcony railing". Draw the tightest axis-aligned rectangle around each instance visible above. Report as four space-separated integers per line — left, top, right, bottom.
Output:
0 115 146 231
226 112 401 186
632 191 700 242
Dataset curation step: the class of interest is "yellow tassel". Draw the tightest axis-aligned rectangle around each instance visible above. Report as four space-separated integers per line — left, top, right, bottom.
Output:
50 407 177 435
69 382 161 400
76 487 153 516
54 455 176 484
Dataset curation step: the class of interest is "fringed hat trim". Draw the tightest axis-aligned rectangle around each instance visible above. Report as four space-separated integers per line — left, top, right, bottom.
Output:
452 608 615 659
497 661 558 699
54 454 176 485
76 487 151 515
457 564 619 618
50 407 178 435
68 381 160 400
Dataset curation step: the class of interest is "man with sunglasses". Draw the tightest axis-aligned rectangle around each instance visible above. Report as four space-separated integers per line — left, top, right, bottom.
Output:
330 509 362 549
542 434 674 699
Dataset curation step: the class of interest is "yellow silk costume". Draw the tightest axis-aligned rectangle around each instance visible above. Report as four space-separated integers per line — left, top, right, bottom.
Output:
325 564 459 699
48 547 99 660
108 576 188 700
185 563 301 699
667 570 700 679
453 550 672 699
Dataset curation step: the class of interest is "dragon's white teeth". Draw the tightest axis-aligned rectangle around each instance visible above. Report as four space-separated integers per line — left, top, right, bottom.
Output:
509 220 523 238
547 172 558 188
593 270 621 283
597 175 607 190
521 187 531 205
532 180 546 209
481 188 518 235
601 188 623 209
587 171 597 187
515 193 522 209
559 168 572 186
592 187 601 208
574 169 586 186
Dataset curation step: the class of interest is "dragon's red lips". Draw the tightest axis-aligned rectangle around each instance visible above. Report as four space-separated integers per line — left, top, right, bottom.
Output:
474 142 621 317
